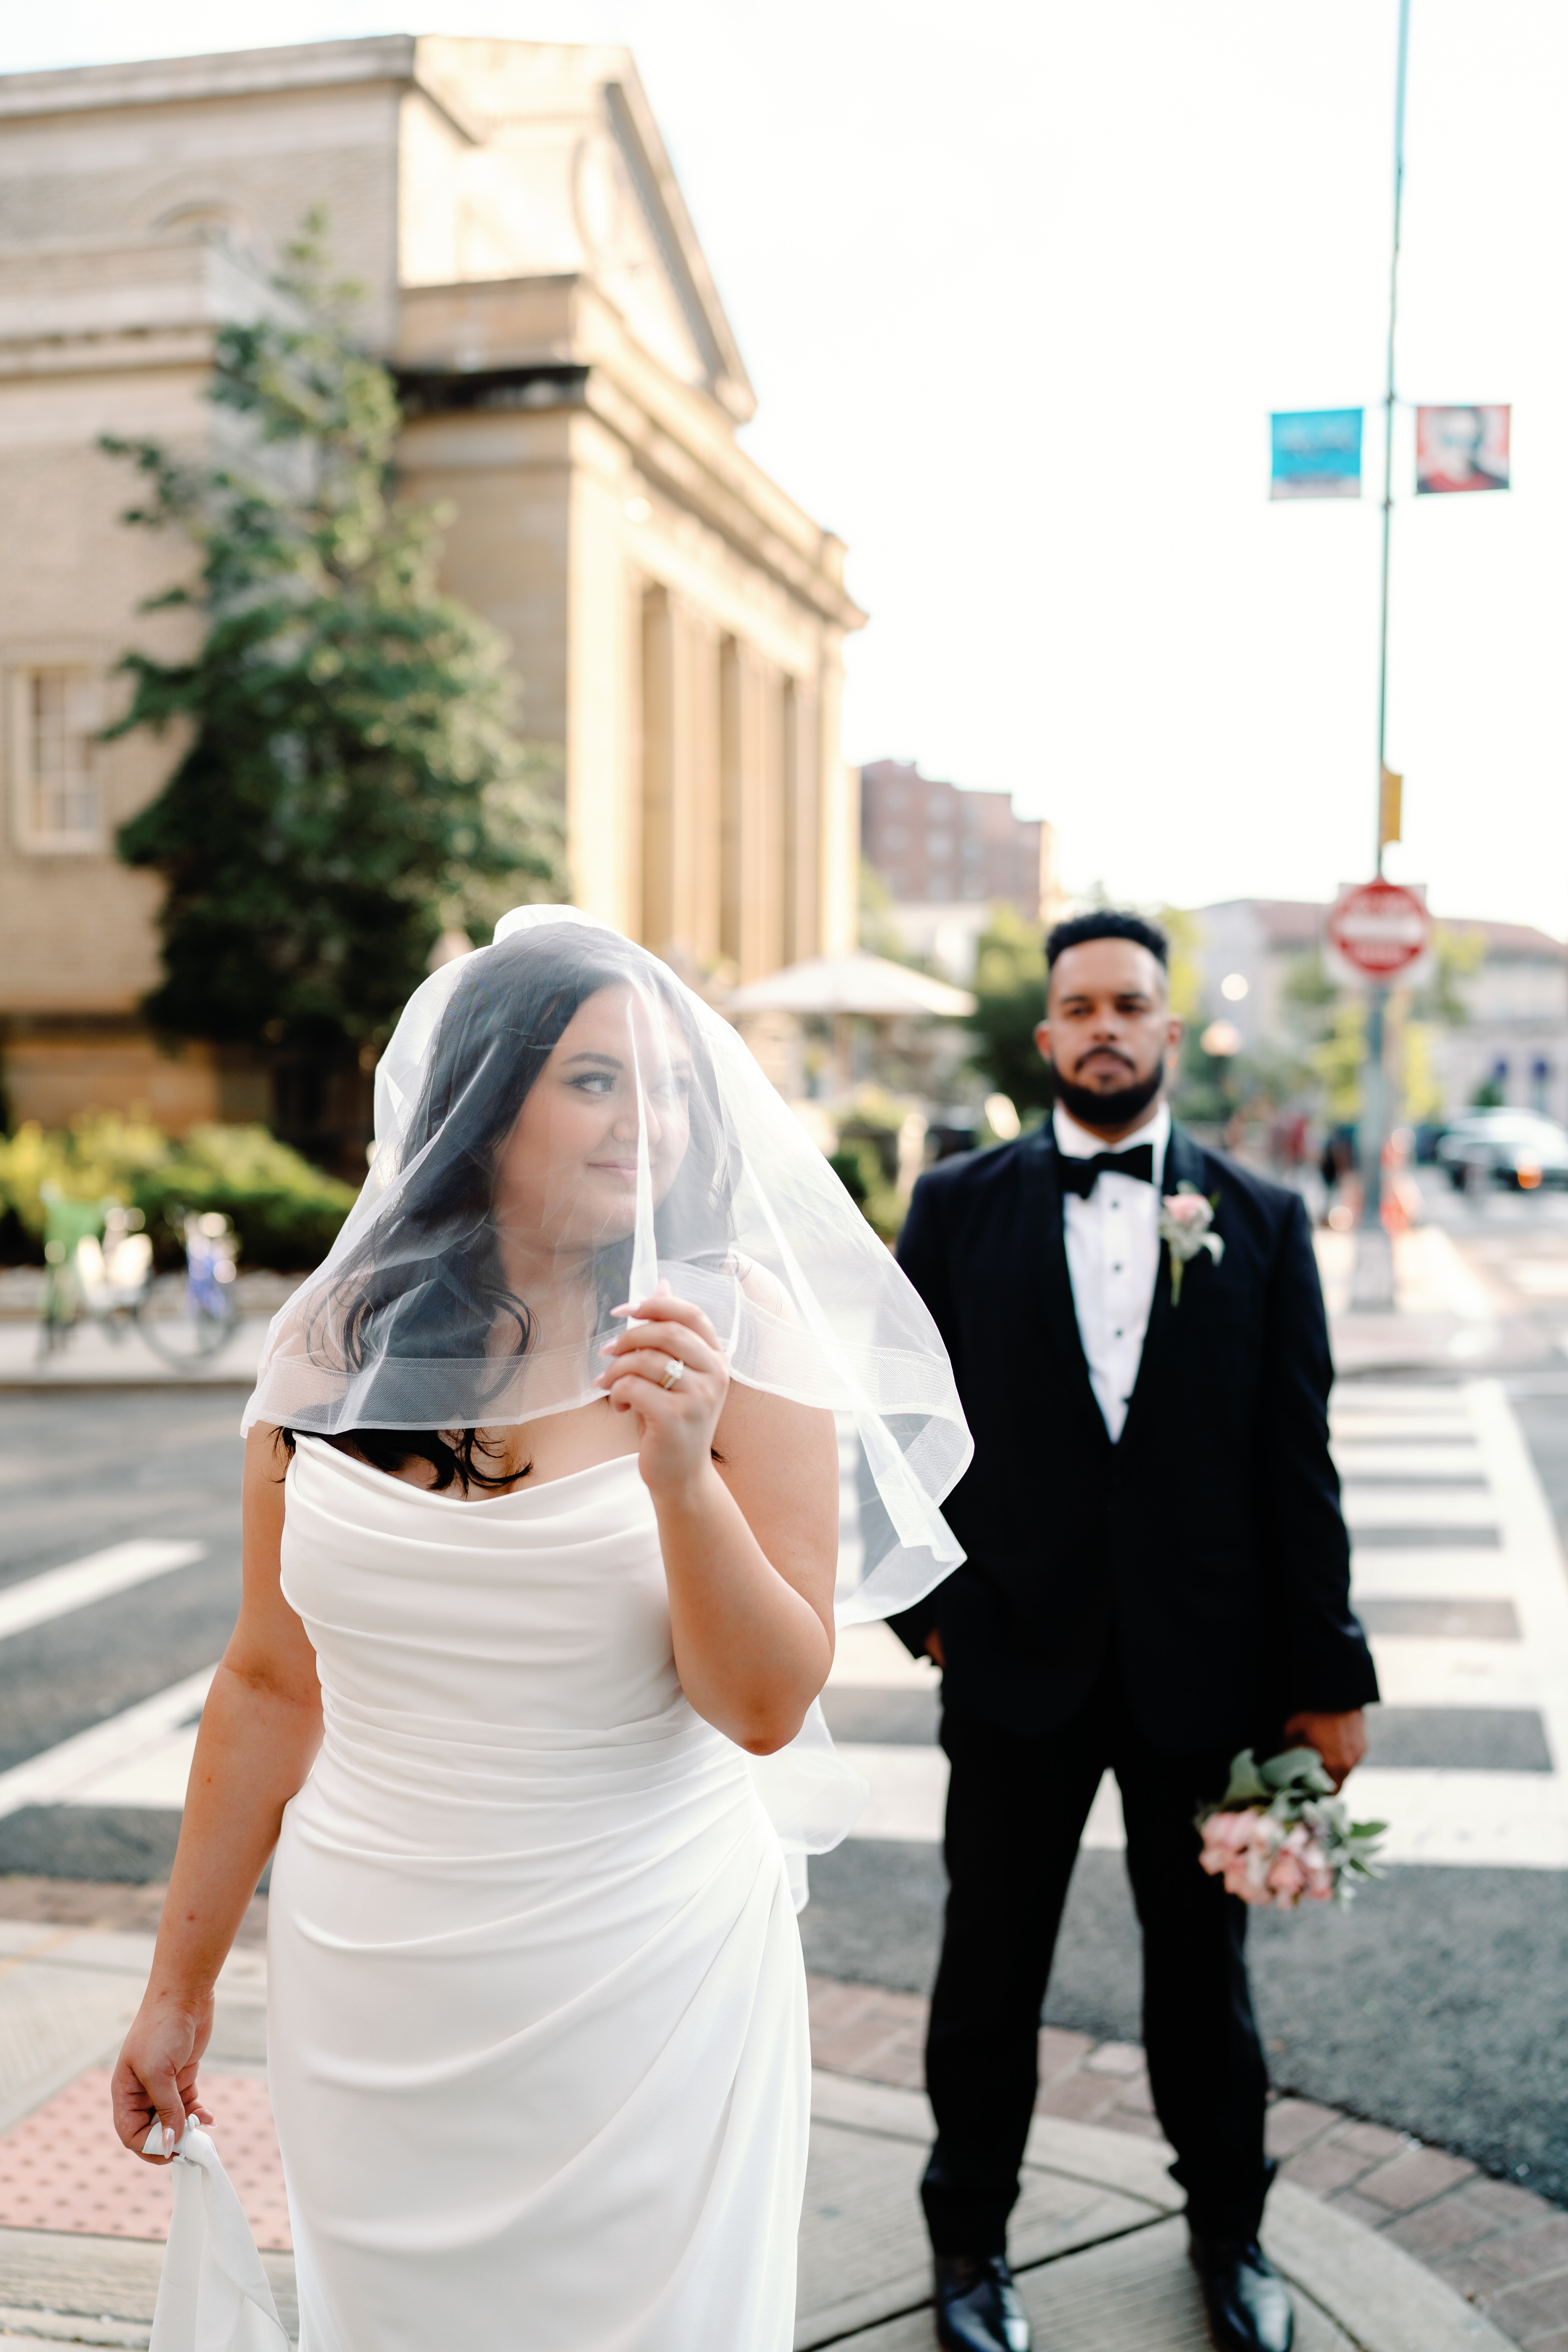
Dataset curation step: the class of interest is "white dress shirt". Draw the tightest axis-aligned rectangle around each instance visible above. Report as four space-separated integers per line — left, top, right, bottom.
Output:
1054 1100 1170 1445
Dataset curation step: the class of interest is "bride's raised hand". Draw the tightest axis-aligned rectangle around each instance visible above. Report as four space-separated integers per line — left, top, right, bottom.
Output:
596 1285 729 1500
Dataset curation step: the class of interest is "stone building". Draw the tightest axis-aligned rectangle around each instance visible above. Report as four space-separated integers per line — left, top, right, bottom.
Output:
859 757 1060 980
0 36 863 1131
1194 898 1568 1125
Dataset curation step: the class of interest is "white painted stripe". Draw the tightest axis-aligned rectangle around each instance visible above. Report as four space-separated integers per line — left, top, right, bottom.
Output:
0 1540 205 1644
1343 1487 1499 1528
828 1621 939 1689
834 1742 945 1840
1333 1444 1484 1476
837 1744 1568 1868
0 1666 216 1819
1368 1635 1546 1710
1354 1553 1521 1596
1353 1768 1568 1869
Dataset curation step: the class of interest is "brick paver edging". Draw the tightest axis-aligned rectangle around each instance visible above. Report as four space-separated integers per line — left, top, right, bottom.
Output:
806 1974 1568 2352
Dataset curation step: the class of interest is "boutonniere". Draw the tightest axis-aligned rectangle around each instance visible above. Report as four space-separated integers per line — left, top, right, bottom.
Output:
1158 1181 1223 1305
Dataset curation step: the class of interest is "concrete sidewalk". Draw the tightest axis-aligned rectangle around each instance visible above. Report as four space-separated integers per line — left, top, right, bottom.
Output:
0 1910 1521 2352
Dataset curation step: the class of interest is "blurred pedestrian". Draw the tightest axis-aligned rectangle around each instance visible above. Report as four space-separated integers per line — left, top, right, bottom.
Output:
891 910 1378 2352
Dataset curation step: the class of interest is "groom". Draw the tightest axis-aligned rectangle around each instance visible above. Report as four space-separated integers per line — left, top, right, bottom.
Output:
891 911 1377 2352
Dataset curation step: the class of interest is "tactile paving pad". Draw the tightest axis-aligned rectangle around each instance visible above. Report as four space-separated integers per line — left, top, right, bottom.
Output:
0 2068 291 2249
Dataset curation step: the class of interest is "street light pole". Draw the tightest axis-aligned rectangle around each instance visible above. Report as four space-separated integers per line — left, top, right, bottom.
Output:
1353 0 1412 1311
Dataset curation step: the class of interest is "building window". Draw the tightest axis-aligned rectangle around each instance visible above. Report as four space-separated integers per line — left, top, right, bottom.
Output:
11 668 103 851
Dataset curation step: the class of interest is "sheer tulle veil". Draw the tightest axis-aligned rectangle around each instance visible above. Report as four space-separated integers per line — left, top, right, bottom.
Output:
241 905 972 1887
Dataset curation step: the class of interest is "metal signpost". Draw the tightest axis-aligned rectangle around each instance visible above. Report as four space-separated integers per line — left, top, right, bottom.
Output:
1352 0 1416 1311
1329 881 1431 1285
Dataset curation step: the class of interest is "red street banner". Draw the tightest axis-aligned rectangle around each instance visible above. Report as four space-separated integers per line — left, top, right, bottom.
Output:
1326 881 1431 980
1416 406 1510 494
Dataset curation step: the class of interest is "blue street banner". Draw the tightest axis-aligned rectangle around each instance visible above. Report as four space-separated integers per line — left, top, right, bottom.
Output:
1416 405 1510 494
1270 409 1363 501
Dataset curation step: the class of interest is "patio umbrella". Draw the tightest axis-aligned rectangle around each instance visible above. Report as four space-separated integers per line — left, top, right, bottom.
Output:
727 950 975 1019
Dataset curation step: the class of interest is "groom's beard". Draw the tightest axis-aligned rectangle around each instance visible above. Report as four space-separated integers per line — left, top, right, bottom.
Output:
1051 1060 1165 1132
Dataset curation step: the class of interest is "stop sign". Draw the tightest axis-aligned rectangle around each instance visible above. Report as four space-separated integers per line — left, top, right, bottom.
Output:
1326 880 1431 979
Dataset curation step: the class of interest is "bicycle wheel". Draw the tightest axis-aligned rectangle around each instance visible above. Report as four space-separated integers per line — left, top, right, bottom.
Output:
134 1274 239 1365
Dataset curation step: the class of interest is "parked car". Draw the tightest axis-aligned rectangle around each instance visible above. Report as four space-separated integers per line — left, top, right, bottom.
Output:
1434 1110 1568 1191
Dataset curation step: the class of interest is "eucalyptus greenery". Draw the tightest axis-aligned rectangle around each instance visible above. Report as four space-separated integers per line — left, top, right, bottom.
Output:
1209 1745 1388 1905
102 214 562 1061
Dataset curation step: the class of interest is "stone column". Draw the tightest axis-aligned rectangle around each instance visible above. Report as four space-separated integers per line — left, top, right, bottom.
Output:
719 639 788 984
567 443 640 934
782 675 821 966
815 629 858 956
642 588 722 963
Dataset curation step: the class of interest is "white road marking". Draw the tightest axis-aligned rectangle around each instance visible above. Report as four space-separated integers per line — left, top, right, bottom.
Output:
835 1747 1568 1868
0 1540 205 1644
829 1622 938 1689
1342 1487 1499 1530
833 1379 1568 1869
1333 1443 1483 1475
1367 1636 1543 1709
0 1666 215 1819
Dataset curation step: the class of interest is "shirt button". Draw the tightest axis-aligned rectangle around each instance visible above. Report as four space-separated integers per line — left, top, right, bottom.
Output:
1112 1263 1122 1272
1114 1327 1123 1338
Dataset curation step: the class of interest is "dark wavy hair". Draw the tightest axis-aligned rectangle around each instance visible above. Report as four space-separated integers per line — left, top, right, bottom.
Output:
281 925 734 1492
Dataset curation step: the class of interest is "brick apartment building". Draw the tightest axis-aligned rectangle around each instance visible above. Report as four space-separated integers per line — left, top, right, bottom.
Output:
859 758 1058 978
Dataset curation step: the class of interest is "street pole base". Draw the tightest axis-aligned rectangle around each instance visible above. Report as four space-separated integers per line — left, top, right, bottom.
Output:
1350 1224 1396 1312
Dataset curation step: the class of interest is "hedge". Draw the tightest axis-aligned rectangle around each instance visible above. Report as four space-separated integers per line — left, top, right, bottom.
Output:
0 1114 358 1270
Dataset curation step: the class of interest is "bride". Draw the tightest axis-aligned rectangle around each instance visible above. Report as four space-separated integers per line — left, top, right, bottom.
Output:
111 908 969 2351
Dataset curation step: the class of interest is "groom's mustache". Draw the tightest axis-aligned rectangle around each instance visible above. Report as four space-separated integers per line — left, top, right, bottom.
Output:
1071 1047 1136 1077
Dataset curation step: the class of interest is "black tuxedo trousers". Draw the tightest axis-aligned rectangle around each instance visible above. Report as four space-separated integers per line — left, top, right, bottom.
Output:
922 1677 1268 2254
891 1124 1377 2249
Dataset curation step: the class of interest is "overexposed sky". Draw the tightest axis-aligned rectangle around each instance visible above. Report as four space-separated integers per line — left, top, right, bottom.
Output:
5 2 1566 933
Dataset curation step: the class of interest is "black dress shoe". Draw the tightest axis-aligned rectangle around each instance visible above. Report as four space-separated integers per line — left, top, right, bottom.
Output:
1189 2232 1294 2352
933 2254 1031 2352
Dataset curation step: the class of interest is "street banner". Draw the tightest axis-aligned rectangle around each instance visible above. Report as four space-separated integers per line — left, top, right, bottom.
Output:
1270 409 1363 500
1416 405 1510 494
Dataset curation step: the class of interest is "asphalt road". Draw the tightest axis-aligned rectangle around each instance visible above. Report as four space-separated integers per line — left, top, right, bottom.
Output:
0 1387 244 1882
1 1178 1566 2203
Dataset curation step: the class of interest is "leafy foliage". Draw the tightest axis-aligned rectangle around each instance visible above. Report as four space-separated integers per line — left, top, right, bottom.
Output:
0 1115 356 1268
103 214 562 1059
963 904 1053 1114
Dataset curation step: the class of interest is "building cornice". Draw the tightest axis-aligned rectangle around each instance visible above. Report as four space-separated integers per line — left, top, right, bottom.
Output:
0 36 478 146
396 274 861 632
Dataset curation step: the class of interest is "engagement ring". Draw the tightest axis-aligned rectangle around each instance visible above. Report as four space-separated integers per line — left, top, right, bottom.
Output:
660 1356 685 1390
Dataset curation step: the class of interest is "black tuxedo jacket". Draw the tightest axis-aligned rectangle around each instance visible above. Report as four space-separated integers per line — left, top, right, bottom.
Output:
890 1121 1378 1751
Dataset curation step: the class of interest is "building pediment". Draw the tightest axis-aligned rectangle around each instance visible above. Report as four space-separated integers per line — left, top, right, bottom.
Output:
0 35 754 422
402 38 754 423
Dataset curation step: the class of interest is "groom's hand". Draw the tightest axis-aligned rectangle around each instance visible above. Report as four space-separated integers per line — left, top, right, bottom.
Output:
1283 1708 1367 1788
924 1632 945 1669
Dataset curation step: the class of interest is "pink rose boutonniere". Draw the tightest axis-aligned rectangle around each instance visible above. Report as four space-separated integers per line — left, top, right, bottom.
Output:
1157 1180 1223 1305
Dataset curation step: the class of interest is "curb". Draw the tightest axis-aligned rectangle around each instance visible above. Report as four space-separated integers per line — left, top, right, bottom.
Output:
814 2073 1518 2352
1267 2184 1517 2352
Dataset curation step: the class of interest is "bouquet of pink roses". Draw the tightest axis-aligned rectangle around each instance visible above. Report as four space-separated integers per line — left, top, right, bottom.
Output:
1197 1747 1386 1912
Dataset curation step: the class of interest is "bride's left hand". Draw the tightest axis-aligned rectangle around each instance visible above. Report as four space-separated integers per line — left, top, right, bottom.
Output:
597 1285 729 1499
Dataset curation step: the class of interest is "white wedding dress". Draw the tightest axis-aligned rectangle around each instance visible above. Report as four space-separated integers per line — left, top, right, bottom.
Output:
263 1434 809 2350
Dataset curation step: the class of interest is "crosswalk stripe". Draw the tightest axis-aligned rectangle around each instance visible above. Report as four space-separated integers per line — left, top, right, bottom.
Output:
831 1376 1568 1869
835 1744 1568 1867
0 1666 216 1819
0 1541 206 1645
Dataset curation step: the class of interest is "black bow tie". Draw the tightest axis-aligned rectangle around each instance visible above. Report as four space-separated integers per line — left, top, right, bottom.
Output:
1057 1143 1156 1198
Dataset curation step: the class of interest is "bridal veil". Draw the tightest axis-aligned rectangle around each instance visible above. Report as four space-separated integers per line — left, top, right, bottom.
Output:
242 904 972 1875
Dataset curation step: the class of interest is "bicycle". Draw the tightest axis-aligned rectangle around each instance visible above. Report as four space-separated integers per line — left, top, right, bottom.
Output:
38 1189 241 1367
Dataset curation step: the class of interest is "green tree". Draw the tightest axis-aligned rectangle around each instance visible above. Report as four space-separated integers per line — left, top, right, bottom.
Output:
964 904 1053 1114
103 216 562 1071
